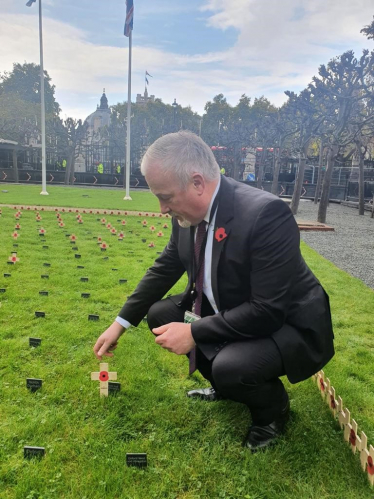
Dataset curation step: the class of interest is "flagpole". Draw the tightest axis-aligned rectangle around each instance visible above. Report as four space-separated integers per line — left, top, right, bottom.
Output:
39 0 48 195
124 30 132 201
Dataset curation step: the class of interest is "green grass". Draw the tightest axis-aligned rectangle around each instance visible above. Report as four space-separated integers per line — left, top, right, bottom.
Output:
0 200 374 499
0 184 159 212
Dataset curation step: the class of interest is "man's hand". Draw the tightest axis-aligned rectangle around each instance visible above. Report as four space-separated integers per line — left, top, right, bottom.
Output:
153 322 195 355
93 321 125 360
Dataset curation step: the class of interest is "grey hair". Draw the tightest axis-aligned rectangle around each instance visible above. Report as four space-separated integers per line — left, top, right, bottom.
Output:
141 130 220 190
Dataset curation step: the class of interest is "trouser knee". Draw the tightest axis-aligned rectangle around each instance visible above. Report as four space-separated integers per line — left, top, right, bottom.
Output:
147 297 185 332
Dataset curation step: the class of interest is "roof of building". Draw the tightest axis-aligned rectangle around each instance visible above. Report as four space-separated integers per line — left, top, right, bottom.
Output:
85 89 111 129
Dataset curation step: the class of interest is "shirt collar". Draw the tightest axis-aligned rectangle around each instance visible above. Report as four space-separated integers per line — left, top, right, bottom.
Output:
203 176 221 224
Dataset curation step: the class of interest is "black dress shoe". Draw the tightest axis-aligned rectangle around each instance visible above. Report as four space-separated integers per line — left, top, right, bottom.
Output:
243 398 290 452
187 387 223 401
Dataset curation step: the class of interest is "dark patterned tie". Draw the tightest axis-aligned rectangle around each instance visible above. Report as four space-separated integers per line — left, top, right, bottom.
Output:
189 220 207 375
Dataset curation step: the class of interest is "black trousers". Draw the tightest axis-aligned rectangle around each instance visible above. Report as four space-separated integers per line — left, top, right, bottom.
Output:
147 294 288 426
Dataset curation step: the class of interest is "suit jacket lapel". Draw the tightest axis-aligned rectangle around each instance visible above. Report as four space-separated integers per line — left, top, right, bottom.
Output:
211 177 235 311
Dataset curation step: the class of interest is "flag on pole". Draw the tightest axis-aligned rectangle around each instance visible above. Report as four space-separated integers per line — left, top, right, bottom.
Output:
124 0 134 37
26 0 36 6
145 70 152 86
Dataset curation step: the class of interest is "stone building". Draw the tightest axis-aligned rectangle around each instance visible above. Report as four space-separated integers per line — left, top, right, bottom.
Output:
75 89 113 173
136 86 155 106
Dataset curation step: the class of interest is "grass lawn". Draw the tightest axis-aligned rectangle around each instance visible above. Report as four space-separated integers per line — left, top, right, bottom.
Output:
0 184 159 212
0 192 374 499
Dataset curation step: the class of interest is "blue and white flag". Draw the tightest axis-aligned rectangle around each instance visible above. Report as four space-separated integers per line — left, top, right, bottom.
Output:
124 0 134 37
145 70 153 86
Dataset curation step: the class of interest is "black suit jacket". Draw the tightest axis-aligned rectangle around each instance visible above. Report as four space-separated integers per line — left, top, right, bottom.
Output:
119 176 334 383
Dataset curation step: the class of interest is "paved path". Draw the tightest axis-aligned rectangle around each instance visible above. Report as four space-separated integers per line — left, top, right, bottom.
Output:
295 200 374 290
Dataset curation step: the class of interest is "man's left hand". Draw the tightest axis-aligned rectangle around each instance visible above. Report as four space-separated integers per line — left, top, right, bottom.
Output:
153 322 195 355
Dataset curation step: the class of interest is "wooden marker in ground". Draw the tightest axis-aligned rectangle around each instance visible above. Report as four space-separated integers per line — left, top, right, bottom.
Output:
316 370 327 401
327 385 339 417
338 403 350 430
360 436 374 486
91 363 117 397
344 418 358 453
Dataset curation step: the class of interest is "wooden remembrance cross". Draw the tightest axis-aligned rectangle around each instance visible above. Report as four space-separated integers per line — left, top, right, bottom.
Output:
91 363 117 397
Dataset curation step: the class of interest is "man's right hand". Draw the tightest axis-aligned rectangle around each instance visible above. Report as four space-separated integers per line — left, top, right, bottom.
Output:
93 321 125 360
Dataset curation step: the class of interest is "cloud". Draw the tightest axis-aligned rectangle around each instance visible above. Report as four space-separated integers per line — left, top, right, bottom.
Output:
1 1 374 120
196 0 374 104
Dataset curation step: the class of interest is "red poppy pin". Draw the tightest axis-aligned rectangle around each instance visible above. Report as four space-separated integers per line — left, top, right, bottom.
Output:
215 227 228 242
99 371 109 381
368 455 374 475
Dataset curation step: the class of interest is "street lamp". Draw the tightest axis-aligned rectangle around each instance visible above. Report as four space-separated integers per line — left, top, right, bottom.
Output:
26 0 48 195
172 98 178 130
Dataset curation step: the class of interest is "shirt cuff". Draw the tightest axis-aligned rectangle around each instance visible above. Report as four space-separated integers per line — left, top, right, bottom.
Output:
115 316 132 329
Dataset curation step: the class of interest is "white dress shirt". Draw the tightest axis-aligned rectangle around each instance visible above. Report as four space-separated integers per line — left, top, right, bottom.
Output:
116 177 221 329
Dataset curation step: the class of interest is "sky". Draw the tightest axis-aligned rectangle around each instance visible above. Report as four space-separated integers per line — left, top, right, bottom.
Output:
1 0 374 121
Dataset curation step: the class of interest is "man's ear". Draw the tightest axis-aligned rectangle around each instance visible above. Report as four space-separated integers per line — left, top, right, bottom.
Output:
192 173 205 194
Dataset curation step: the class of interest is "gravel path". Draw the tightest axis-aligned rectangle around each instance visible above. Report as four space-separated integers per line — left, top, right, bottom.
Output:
295 200 374 289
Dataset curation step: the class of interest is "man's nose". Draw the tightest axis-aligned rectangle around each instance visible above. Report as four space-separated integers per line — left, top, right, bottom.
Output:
159 201 170 215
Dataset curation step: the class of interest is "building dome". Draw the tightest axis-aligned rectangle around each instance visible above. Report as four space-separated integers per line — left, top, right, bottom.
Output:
85 89 111 134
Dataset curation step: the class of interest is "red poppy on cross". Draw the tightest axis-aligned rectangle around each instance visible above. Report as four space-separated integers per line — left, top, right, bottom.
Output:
91 363 117 397
9 253 19 263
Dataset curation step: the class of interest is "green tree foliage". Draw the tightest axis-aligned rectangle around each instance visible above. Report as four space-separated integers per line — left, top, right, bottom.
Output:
361 16 374 40
0 92 40 143
46 117 88 184
309 50 374 222
285 89 324 214
201 93 233 146
110 99 201 173
0 62 60 115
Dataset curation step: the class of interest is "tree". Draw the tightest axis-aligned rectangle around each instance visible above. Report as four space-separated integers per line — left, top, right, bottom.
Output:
248 97 277 188
111 98 201 176
286 89 324 215
361 16 374 40
0 92 40 143
348 96 374 215
0 62 60 116
309 50 374 223
270 104 299 195
49 118 88 185
201 94 233 146
313 138 325 204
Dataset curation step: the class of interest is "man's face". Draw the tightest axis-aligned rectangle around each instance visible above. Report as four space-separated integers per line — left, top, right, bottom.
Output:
145 164 205 227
